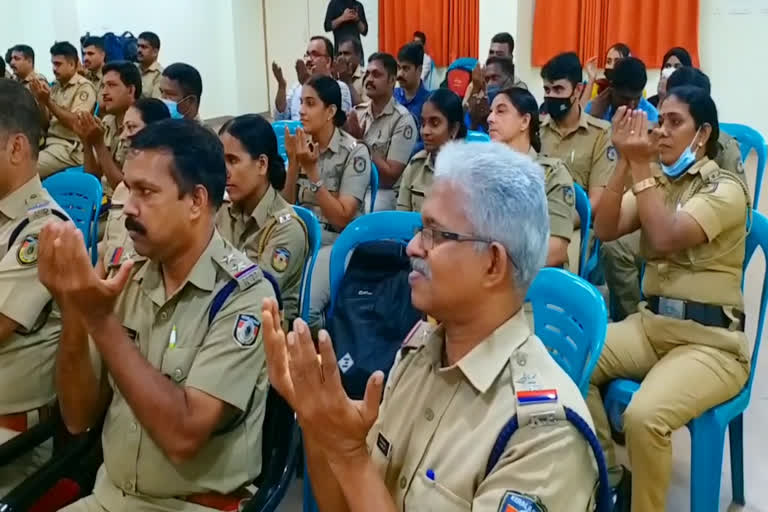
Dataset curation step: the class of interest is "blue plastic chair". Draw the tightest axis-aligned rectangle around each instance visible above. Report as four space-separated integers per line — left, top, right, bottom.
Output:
573 184 592 279
292 206 322 323
720 123 766 209
603 210 768 511
524 267 607 396
447 57 479 73
466 130 491 142
272 120 302 161
327 211 421 318
42 172 102 265
369 162 379 213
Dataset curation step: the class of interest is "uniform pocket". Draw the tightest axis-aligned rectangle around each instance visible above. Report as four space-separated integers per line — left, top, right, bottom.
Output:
405 471 471 512
160 347 198 383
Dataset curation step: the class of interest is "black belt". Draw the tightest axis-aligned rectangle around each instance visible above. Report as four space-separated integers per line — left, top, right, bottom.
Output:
646 296 744 331
320 222 341 234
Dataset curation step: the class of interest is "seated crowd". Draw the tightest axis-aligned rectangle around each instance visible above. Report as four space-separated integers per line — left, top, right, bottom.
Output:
0 24 755 512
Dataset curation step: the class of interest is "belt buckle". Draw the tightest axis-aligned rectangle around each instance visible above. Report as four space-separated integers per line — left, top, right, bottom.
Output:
658 297 685 319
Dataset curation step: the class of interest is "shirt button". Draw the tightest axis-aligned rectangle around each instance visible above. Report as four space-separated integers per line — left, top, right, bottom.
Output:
129 422 137 432
174 368 183 379
399 476 407 489
425 408 434 421
160 311 168 320
126 480 135 491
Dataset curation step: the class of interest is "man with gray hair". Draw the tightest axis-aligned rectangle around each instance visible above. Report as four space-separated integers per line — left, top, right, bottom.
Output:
260 141 602 511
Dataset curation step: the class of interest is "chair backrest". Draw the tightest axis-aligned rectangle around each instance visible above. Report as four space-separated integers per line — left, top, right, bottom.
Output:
573 184 591 278
328 211 421 316
369 162 379 213
720 122 767 209
272 120 302 162
447 57 478 72
525 267 607 396
466 130 490 142
743 210 768 393
292 206 322 322
42 172 102 265
446 57 478 98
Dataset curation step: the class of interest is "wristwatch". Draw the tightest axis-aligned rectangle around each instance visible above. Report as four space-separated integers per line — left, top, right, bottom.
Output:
308 178 323 193
632 177 657 195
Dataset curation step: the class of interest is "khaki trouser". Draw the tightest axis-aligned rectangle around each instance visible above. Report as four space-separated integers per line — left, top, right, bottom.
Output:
586 305 749 512
0 413 53 496
601 230 642 320
308 243 333 330
37 138 84 179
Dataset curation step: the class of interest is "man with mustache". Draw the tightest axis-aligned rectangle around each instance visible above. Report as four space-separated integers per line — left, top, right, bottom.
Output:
8 45 48 92
81 36 106 91
262 142 602 511
29 41 97 179
346 52 417 211
272 36 352 122
136 32 163 99
39 119 275 512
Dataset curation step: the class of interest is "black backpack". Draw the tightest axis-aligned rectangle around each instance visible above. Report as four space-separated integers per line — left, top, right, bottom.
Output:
81 32 138 63
327 240 423 399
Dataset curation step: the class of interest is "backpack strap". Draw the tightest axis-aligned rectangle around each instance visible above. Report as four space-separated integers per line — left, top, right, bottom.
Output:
484 346 612 512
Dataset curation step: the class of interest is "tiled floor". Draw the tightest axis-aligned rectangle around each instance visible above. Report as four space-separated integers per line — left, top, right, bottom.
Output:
276 154 768 512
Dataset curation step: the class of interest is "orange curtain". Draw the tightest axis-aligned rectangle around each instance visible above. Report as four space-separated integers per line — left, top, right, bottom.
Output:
379 0 478 67
533 0 699 68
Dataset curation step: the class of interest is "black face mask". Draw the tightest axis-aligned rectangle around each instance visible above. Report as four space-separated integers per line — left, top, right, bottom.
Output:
604 68 616 82
542 96 573 121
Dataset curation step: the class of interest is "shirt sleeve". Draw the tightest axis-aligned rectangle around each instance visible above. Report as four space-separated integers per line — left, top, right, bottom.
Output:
340 82 352 113
71 82 97 114
589 129 615 189
185 278 274 411
681 179 747 242
397 163 414 211
546 167 576 241
471 423 597 512
274 83 298 119
256 220 308 297
339 143 371 202
357 2 368 34
421 54 431 80
717 137 745 175
387 114 418 165
324 1 338 32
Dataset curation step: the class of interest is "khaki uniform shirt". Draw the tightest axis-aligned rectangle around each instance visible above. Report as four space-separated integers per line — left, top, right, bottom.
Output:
540 108 615 191
101 182 133 272
367 310 597 511
397 150 433 213
100 114 128 199
716 132 746 181
216 187 308 323
537 154 576 242
351 65 368 103
0 176 66 414
86 67 104 92
638 158 749 355
139 61 164 99
18 71 48 90
93 231 273 503
47 73 98 143
355 97 418 189
296 128 371 243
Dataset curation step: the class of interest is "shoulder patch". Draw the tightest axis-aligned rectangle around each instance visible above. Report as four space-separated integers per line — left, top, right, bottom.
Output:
606 146 617 161
26 199 52 221
403 125 414 140
79 90 90 101
233 314 261 347
17 234 39 265
271 247 291 273
498 491 547 512
562 185 575 206
276 211 293 224
354 156 367 173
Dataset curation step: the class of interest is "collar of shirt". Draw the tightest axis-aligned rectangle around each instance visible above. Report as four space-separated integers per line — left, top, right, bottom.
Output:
323 127 343 155
353 65 364 80
426 308 532 394
541 106 590 137
88 68 103 81
134 230 227 304
56 72 89 90
0 175 44 219
395 82 428 107
143 61 162 74
686 156 715 177
231 186 278 229
359 96 396 122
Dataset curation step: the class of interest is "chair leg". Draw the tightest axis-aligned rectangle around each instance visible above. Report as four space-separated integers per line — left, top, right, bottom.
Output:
728 414 745 506
689 419 727 512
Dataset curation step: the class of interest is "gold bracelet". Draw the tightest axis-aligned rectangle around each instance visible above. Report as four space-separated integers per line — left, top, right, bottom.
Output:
632 177 657 195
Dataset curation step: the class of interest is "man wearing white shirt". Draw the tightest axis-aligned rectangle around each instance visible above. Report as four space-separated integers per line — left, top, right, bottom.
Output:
273 36 352 121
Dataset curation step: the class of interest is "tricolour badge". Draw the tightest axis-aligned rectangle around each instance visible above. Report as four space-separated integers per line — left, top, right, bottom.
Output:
271 247 291 273
606 146 617 162
498 491 546 512
353 156 366 173
17 234 39 265
516 389 558 406
233 314 260 347
562 186 575 206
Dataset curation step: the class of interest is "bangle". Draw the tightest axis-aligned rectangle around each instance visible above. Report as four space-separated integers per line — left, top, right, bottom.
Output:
632 177 657 195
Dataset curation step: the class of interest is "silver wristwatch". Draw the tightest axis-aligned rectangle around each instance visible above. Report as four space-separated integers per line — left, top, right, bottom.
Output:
308 179 323 193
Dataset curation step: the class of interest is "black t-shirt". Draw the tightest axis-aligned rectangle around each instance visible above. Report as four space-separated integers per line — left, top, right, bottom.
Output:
324 0 368 49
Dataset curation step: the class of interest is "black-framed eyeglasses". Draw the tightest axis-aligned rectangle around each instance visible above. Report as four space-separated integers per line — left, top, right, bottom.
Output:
413 226 492 251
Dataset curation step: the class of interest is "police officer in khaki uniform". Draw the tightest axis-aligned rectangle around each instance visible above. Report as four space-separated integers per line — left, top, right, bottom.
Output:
397 150 434 213
347 52 417 211
335 38 367 105
281 75 371 328
82 36 106 92
39 120 273 512
263 142 603 512
216 115 309 325
137 32 164 99
488 87 577 269
29 42 97 178
0 80 69 496
8 45 48 91
589 97 750 511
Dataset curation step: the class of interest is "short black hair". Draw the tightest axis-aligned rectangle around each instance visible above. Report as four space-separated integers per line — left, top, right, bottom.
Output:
397 42 424 67
11 44 35 64
485 56 515 80
138 32 161 50
310 36 334 62
82 36 105 52
541 52 582 86
132 98 171 124
337 37 363 60
368 52 398 78
666 85 719 160
0 79 43 158
667 67 711 95
663 47 692 68
50 41 79 63
608 43 631 59
162 63 203 99
491 32 515 53
612 56 647 93
220 114 286 190
103 60 142 99
130 119 226 209
413 31 427 45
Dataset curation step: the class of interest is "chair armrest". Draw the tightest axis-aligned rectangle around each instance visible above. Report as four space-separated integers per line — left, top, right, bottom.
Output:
0 419 56 466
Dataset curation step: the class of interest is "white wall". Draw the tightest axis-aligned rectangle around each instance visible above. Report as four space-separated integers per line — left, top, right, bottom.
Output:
478 0 518 63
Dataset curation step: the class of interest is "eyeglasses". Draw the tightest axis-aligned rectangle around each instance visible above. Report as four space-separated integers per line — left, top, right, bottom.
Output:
413 226 492 251
305 51 328 60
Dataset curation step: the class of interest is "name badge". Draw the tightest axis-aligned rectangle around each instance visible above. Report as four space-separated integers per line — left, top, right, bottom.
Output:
376 432 391 458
